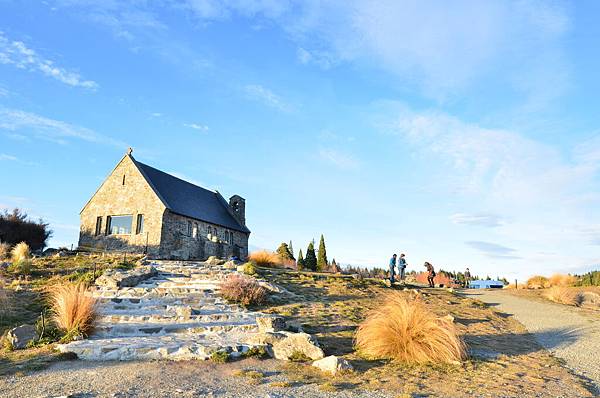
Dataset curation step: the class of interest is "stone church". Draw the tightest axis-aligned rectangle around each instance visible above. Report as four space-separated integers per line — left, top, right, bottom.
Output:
78 149 250 260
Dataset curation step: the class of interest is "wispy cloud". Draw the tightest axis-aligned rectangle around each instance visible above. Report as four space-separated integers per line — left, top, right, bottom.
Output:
168 171 206 188
183 122 209 132
0 153 38 166
319 148 360 171
451 213 503 228
150 112 162 117
244 84 292 112
0 107 125 147
0 32 98 89
466 241 521 260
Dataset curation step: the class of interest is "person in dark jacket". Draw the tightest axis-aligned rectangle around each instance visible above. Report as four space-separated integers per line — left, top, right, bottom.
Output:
424 262 436 288
464 267 472 288
398 253 407 282
389 254 397 285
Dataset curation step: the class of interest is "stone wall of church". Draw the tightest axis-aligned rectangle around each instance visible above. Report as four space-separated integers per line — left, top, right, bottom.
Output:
160 210 249 260
78 156 166 257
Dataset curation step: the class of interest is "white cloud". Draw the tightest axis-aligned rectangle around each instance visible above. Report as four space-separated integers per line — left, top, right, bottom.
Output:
0 107 125 147
151 112 162 117
244 84 292 112
451 213 503 228
183 122 209 132
0 32 98 89
318 148 359 171
0 86 8 97
0 153 17 161
466 241 520 260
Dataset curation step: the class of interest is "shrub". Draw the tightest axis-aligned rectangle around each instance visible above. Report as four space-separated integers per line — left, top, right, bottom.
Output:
0 241 10 260
210 350 229 363
526 275 550 289
240 262 257 275
8 259 32 275
220 274 267 306
48 282 97 340
248 250 282 267
11 242 30 264
0 208 52 251
548 274 577 287
354 292 466 364
544 286 579 306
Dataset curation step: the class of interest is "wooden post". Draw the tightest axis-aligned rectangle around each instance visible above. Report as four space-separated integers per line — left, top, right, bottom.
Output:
515 279 518 289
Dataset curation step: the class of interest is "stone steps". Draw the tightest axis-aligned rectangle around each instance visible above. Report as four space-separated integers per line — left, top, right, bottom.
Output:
57 334 264 361
56 259 268 361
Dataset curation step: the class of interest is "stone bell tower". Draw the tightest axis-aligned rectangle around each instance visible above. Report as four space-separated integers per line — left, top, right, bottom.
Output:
228 195 246 227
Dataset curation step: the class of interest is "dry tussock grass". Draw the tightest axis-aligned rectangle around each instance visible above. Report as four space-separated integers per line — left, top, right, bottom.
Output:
249 250 282 267
220 274 267 306
543 286 579 306
526 275 550 289
354 292 466 364
48 282 97 337
548 274 577 287
11 242 30 264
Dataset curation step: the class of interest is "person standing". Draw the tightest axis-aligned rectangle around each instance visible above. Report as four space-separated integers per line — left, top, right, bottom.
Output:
398 253 407 282
424 262 436 288
389 254 397 285
464 267 472 288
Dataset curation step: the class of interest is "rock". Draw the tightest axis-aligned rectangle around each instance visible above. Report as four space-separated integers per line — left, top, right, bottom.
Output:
271 332 325 361
312 355 353 374
257 281 283 293
175 306 193 320
245 331 287 345
223 260 238 269
256 316 286 332
206 256 225 265
7 324 37 349
95 266 157 288
577 292 600 308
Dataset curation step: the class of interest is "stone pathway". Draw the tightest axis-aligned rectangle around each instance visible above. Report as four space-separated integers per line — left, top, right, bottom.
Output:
57 260 266 361
463 289 600 393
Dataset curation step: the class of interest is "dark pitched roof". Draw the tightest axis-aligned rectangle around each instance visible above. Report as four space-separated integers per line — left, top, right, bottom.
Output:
134 159 250 234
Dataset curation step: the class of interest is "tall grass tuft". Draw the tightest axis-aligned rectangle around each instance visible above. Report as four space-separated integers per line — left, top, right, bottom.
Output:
526 275 550 289
544 286 579 306
220 274 267 306
248 250 282 267
11 242 30 264
548 274 577 287
48 282 97 340
354 292 466 364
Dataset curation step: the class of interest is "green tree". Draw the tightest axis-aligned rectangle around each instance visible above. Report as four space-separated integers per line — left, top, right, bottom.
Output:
288 241 295 260
276 242 294 261
297 249 305 270
304 241 317 271
317 234 328 272
330 258 341 273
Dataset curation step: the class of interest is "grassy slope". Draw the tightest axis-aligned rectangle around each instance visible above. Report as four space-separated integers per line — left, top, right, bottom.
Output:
257 268 594 397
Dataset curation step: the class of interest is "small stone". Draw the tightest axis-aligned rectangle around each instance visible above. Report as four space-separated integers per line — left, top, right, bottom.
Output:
7 324 36 349
312 355 353 374
175 306 193 320
256 316 286 332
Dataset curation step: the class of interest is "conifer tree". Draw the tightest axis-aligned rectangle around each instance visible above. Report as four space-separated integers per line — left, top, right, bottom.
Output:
317 234 328 272
297 249 305 270
304 241 317 271
331 258 341 273
288 241 295 260
276 242 294 261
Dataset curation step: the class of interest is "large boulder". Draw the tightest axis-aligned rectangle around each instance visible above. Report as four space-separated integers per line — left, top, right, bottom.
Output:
206 256 225 265
271 332 325 361
6 324 36 349
578 292 600 308
245 331 288 345
312 355 353 374
95 266 157 288
256 316 286 332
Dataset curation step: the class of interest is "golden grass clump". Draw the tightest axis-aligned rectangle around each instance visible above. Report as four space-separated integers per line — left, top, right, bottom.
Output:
354 292 466 364
220 274 267 306
48 282 97 338
544 286 579 306
11 242 30 264
526 275 550 289
548 274 577 287
248 250 282 267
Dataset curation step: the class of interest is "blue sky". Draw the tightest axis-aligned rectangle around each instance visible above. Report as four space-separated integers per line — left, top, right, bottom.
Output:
1 1 599 280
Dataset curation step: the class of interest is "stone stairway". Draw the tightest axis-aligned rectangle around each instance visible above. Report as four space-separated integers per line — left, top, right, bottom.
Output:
57 260 268 361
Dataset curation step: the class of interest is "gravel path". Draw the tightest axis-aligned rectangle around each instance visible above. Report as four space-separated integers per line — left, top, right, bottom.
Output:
0 358 393 398
464 289 600 392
